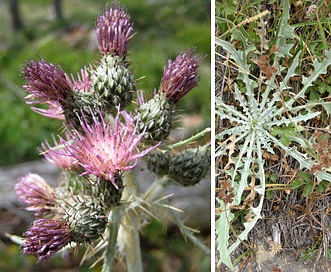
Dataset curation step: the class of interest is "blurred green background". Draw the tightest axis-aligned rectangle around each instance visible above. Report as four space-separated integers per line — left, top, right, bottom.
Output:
0 0 211 271
0 0 211 166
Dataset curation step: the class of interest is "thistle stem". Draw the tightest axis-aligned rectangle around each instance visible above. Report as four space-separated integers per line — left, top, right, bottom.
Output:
122 176 169 271
102 207 123 272
122 210 143 272
121 172 144 272
167 127 211 149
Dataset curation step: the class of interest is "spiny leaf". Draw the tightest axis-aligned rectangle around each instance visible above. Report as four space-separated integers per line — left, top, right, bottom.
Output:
267 133 312 169
274 0 295 57
285 50 331 109
279 50 301 92
215 39 250 70
268 111 320 127
291 100 331 115
234 83 248 110
315 170 331 182
215 126 249 141
228 186 264 255
216 204 234 269
233 133 255 204
216 98 249 122
228 139 266 255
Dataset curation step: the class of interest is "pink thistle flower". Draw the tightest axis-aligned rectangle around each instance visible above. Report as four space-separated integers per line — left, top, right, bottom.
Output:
15 173 56 217
96 2 134 57
120 109 136 134
22 219 73 262
159 50 202 103
68 67 92 93
64 109 159 188
31 101 65 120
23 59 72 104
40 133 79 170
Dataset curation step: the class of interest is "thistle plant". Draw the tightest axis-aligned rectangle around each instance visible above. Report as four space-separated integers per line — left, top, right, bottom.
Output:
13 3 210 271
216 0 331 269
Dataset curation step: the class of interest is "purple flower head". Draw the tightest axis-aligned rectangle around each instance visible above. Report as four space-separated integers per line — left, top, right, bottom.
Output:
22 219 72 262
64 108 159 188
23 59 72 104
159 50 202 103
31 101 65 120
96 2 134 57
40 133 79 170
15 173 56 217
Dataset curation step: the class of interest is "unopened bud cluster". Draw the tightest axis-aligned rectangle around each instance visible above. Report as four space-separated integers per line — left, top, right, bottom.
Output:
15 1 209 263
169 145 211 186
59 195 107 242
136 94 175 141
145 144 211 186
91 54 136 114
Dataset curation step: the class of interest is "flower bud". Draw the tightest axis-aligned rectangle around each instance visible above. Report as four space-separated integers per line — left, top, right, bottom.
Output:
160 50 201 103
144 149 170 176
15 173 56 217
59 195 107 242
62 90 100 130
168 145 211 186
22 219 73 262
91 54 136 114
135 93 175 142
23 59 71 104
96 2 134 57
94 174 124 209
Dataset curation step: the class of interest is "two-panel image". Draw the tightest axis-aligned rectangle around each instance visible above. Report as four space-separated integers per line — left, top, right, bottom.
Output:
0 0 330 271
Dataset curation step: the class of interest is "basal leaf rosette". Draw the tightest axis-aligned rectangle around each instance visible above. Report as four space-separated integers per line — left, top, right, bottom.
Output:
215 0 331 268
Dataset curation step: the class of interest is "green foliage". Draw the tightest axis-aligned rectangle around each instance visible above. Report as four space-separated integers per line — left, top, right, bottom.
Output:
290 172 330 196
0 89 60 165
215 0 331 268
327 248 331 260
271 124 302 146
290 171 313 196
300 244 317 263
